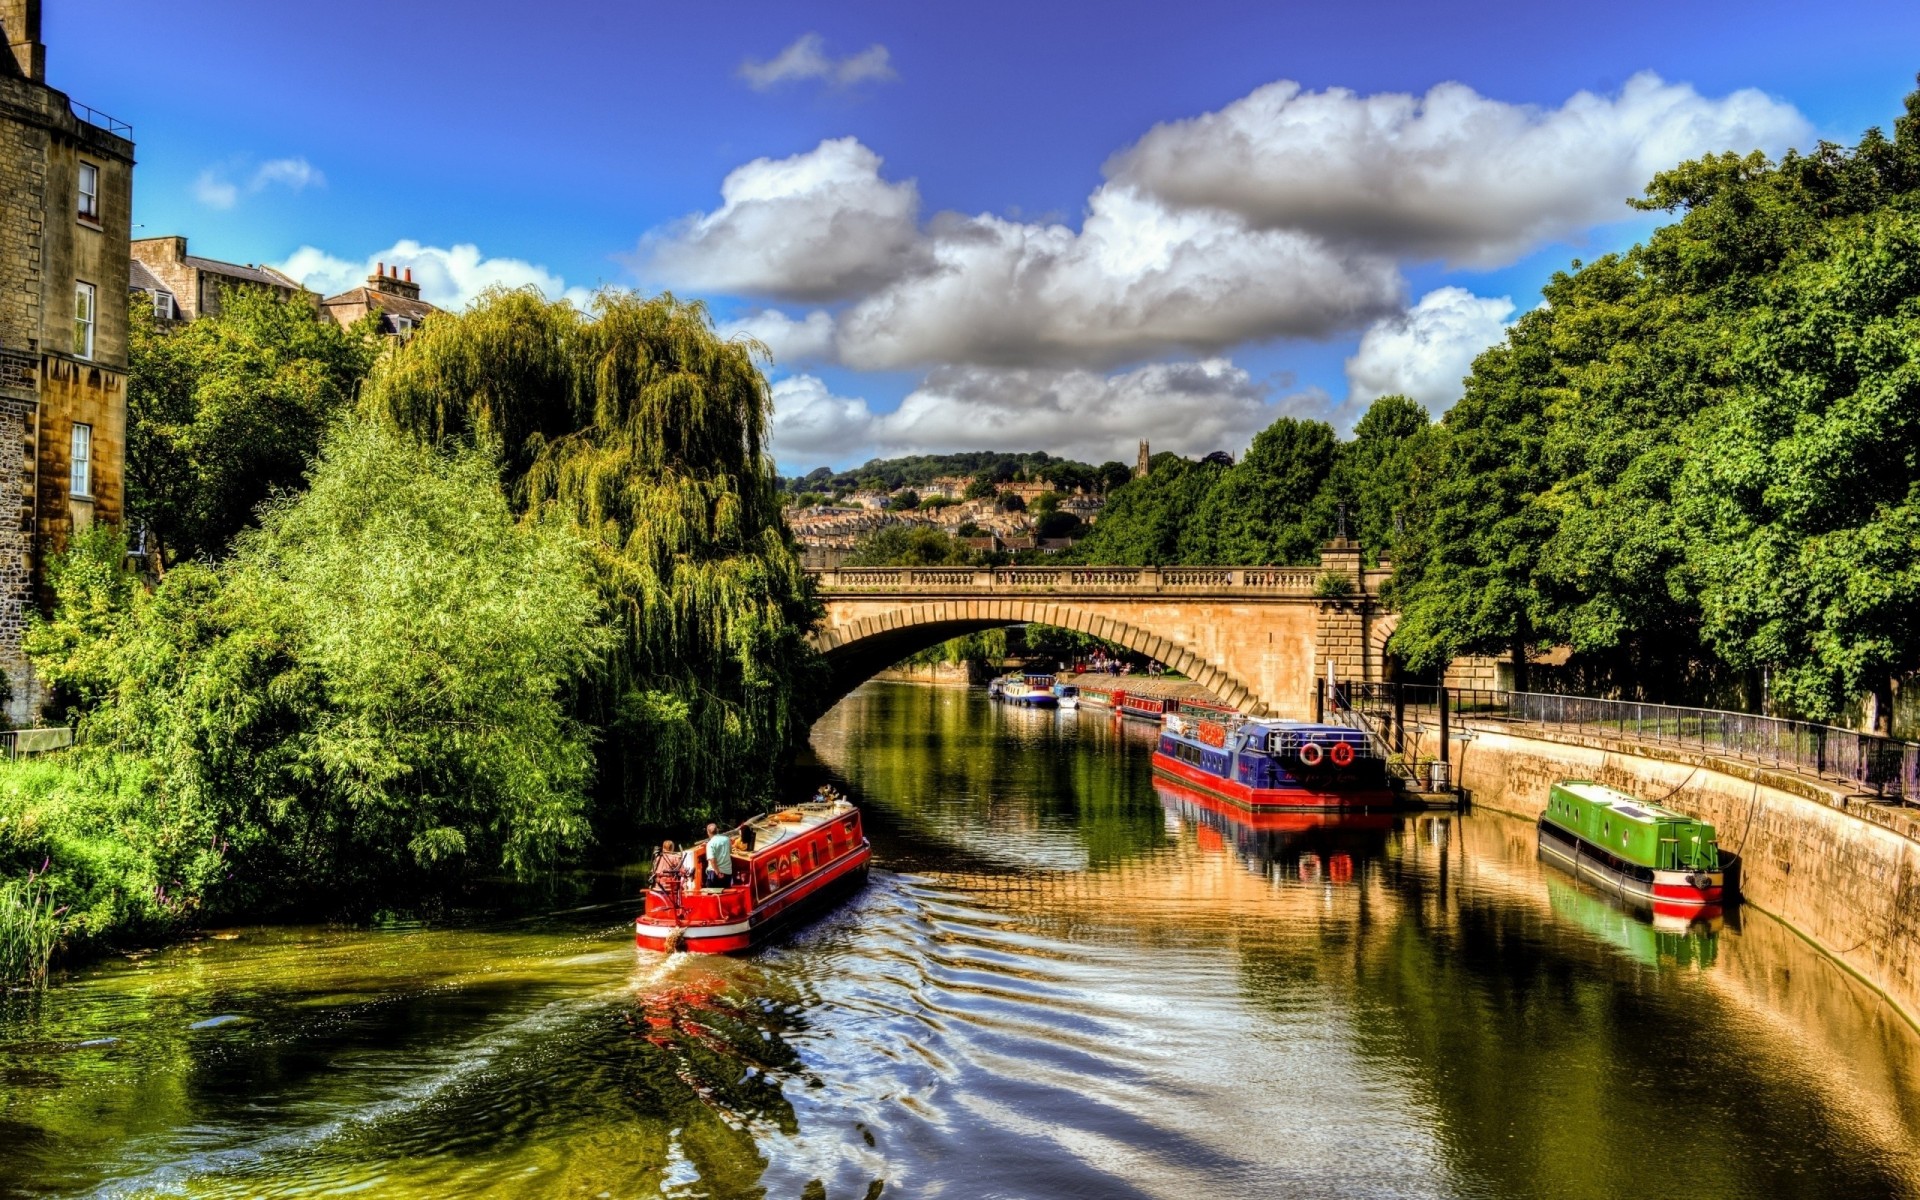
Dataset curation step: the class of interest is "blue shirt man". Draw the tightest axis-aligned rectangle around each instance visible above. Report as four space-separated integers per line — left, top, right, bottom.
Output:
704 824 733 886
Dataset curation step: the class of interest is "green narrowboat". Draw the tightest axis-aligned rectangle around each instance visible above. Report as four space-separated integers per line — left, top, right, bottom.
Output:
1537 780 1738 910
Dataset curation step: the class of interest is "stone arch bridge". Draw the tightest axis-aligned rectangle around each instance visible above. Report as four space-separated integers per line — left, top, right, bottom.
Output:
808 546 1395 717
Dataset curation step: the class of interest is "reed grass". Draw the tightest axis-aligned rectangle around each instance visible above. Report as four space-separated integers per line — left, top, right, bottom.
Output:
0 866 62 987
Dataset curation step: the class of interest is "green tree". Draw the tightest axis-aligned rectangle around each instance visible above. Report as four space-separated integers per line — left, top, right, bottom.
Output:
1327 395 1434 565
844 524 972 566
1186 419 1337 564
126 287 378 566
33 423 608 908
366 288 820 823
1067 454 1224 564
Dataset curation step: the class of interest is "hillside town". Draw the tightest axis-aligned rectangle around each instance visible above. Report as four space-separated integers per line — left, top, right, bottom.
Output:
784 463 1123 564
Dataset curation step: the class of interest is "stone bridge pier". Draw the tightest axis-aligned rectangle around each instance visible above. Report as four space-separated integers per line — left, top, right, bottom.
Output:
807 542 1396 717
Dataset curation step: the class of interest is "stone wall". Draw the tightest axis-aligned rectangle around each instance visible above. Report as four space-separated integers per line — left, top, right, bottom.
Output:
870 661 972 687
0 32 133 721
1452 726 1920 1026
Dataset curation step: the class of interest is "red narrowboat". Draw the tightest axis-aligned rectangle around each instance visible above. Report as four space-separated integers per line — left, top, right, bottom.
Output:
636 798 871 954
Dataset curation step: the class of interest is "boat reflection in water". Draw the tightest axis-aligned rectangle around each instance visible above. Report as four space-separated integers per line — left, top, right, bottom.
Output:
1153 775 1396 885
1545 874 1724 970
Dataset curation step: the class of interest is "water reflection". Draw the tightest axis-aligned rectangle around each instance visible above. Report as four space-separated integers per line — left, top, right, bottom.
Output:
0 681 1916 1198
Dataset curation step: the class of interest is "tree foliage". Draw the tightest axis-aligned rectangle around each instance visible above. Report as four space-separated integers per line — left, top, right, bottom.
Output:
1390 80 1920 719
126 287 377 565
365 288 821 823
19 424 606 928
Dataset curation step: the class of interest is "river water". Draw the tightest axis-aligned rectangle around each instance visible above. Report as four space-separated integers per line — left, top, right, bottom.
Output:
6 681 1920 1199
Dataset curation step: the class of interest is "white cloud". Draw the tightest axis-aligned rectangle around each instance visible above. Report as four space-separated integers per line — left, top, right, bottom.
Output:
719 309 836 365
192 170 239 210
251 157 324 192
769 374 877 462
1344 287 1516 413
276 241 593 309
639 138 921 303
193 156 325 209
739 33 897 91
769 359 1295 468
1107 72 1811 266
644 139 1402 369
834 185 1400 369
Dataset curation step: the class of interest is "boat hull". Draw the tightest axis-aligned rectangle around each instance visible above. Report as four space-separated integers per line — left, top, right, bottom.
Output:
637 843 871 954
1152 751 1396 811
1537 819 1731 909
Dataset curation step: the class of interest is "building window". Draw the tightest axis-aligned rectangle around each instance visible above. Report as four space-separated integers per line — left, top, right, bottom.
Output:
70 424 91 498
77 162 99 221
73 283 95 359
151 290 175 320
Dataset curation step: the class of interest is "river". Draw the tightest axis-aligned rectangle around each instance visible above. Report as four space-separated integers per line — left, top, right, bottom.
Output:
5 681 1920 1198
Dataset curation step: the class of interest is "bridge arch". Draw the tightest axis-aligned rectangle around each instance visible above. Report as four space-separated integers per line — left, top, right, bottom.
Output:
811 600 1270 717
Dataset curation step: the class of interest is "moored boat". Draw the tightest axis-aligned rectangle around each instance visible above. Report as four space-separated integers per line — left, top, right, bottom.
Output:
1112 690 1177 721
635 796 871 953
1053 682 1080 709
1152 711 1396 810
995 674 1059 707
1536 780 1736 909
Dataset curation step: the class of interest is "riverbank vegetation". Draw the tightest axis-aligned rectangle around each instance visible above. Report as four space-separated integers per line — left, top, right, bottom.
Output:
0 288 820 983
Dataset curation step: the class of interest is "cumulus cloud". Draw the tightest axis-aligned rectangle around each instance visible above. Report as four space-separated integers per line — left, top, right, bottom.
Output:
834 186 1399 369
193 156 325 209
276 241 593 310
639 138 921 303
719 309 837 364
770 374 877 461
1107 72 1811 266
1344 287 1516 413
769 359 1294 468
645 139 1402 369
739 33 897 91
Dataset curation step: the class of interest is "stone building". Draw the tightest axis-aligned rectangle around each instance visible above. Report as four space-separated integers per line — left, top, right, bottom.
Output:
1 0 134 714
320 263 439 336
129 235 313 321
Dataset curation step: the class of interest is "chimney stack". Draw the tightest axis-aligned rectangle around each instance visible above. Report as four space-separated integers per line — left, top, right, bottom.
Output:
376 261 384 277
1 0 45 82
403 267 411 283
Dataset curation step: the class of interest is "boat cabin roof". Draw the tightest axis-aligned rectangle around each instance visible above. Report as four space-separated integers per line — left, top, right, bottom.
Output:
1552 780 1695 826
738 799 854 855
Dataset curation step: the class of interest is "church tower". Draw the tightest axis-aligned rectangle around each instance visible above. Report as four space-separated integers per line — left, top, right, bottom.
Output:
1135 439 1150 478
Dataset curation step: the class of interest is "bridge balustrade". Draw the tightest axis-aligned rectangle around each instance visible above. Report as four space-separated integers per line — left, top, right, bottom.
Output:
808 565 1331 595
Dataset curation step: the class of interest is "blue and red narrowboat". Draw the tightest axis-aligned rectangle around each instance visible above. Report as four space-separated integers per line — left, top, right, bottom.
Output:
1152 712 1395 810
635 797 870 954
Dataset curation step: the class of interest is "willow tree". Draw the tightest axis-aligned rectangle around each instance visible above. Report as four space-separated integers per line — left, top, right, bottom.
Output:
365 288 821 825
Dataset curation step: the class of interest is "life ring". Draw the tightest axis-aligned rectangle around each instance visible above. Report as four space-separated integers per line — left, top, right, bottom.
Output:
1329 741 1355 767
1298 741 1325 767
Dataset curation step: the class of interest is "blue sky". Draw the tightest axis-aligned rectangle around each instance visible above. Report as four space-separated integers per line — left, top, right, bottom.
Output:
47 0 1920 472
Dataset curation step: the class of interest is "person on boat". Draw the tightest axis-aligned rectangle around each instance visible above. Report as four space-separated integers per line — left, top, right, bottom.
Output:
704 823 734 888
651 840 684 892
685 839 708 891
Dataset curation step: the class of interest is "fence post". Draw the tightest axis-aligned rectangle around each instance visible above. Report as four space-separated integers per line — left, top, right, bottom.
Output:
1439 688 1450 764
1394 683 1406 754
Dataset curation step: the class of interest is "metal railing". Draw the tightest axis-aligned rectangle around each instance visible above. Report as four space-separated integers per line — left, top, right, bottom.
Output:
1335 683 1920 801
69 101 131 138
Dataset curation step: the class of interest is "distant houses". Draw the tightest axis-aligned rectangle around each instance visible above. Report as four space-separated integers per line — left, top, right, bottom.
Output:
129 240 441 338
